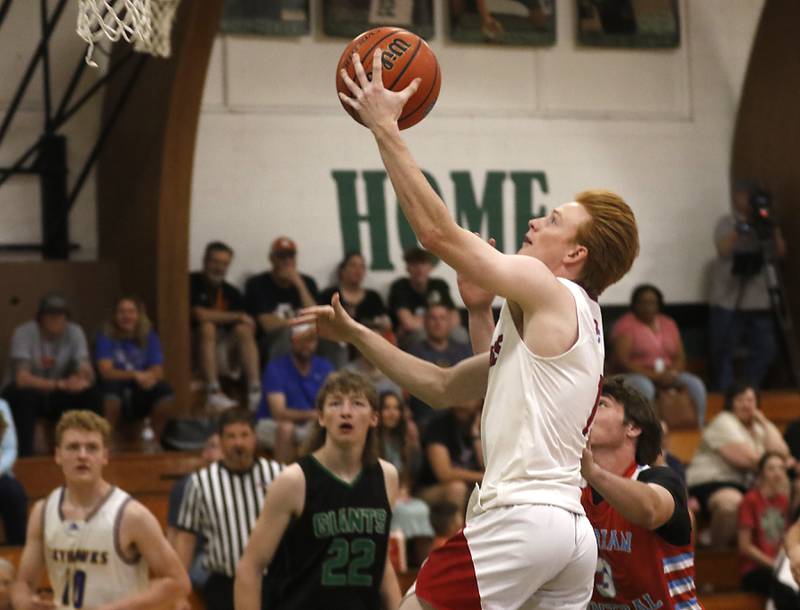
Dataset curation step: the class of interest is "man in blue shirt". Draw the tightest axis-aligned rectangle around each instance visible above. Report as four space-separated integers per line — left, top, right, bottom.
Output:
255 325 334 462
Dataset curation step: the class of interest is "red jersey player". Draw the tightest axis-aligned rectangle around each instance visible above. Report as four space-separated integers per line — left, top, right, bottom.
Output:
581 376 701 610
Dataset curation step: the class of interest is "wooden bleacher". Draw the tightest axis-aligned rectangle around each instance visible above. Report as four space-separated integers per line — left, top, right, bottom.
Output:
2 390 797 609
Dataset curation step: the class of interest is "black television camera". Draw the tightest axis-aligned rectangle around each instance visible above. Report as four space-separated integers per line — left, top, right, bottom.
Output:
748 187 774 240
732 187 775 277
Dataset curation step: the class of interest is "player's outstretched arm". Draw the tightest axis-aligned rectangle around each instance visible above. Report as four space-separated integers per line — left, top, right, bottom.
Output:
235 465 305 610
457 240 497 354
295 295 488 407
100 501 190 610
340 51 565 312
581 448 675 531
11 501 55 610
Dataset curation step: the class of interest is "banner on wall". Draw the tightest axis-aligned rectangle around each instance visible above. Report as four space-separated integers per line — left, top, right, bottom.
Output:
577 0 680 48
221 0 310 37
449 0 556 46
323 0 435 40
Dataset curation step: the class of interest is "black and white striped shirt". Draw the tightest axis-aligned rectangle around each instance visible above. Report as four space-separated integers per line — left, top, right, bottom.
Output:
176 458 283 577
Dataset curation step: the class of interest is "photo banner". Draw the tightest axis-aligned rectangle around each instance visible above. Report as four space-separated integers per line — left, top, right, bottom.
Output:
449 0 556 46
577 0 680 48
221 0 310 37
323 0 434 40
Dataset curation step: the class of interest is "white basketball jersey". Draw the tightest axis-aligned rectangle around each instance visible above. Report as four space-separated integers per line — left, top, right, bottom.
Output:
474 278 604 516
44 486 149 609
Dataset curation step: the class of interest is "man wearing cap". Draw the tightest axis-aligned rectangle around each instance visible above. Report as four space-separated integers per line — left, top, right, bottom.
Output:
254 325 334 463
2 293 101 456
245 237 319 360
388 247 462 347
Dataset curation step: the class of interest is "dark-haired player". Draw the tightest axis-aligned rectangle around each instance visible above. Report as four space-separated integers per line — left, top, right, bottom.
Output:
581 377 701 610
235 371 401 610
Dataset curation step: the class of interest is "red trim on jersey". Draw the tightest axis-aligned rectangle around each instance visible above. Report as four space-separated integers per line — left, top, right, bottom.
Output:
415 530 482 610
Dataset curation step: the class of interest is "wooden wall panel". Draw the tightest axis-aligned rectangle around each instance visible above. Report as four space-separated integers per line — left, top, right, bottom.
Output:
0 262 120 378
97 1 224 410
732 0 800 357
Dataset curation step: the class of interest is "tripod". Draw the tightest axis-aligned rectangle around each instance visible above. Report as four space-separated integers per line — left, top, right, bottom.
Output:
759 236 800 388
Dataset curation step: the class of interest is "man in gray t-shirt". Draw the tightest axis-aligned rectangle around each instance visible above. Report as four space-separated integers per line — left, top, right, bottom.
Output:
708 181 786 391
2 294 101 456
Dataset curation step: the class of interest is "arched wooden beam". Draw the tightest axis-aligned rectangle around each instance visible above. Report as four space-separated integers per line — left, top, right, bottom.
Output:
732 0 800 368
97 1 224 411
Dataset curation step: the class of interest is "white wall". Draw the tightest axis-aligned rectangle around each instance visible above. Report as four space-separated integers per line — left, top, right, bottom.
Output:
0 0 766 306
190 0 765 306
0 1 104 259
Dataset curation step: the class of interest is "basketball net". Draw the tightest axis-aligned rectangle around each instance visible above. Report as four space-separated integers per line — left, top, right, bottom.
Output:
76 0 181 67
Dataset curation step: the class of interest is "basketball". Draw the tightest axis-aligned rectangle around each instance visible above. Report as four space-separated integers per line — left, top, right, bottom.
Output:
336 27 441 130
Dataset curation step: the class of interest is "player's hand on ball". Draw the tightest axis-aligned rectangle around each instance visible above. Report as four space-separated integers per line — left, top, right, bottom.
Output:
293 293 359 343
339 49 421 131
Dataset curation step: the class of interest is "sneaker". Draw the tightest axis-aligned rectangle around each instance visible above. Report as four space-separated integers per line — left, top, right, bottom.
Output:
205 391 237 414
247 387 262 412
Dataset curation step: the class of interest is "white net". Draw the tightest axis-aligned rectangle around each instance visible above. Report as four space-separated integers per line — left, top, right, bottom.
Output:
76 0 181 66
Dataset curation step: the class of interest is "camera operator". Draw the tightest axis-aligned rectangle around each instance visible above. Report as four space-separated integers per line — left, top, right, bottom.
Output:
709 179 787 392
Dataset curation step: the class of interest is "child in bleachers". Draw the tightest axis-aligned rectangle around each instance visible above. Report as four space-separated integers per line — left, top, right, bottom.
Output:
737 451 790 595
428 501 464 552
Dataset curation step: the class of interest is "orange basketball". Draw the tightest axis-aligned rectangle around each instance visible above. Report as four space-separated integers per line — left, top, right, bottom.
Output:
336 27 441 130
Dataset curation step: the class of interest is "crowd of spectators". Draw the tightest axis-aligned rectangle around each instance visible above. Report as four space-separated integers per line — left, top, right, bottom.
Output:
2 179 800 605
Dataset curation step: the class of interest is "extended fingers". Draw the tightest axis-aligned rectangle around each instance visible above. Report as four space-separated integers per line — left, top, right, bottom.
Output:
398 77 421 104
352 52 370 88
339 67 362 99
371 48 384 89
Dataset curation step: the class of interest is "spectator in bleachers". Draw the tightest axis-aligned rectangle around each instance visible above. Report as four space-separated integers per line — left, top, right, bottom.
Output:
190 241 262 412
611 284 708 426
406 303 472 425
96 295 174 448
429 501 464 552
388 247 463 347
708 179 785 391
166 432 223 592
0 557 13 610
0 399 26 544
658 419 687 486
737 451 790 595
416 399 484 514
174 409 282 610
2 293 101 456
343 323 403 397
245 237 318 361
255 325 334 463
319 252 391 332
687 383 790 547
377 390 433 565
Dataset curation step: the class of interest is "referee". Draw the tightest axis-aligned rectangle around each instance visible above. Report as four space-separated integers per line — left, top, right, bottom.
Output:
174 408 282 610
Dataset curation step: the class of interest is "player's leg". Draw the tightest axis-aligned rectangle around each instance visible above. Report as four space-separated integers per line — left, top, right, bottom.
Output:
524 512 595 609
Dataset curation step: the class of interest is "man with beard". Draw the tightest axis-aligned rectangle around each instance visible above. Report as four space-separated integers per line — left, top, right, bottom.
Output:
174 408 283 610
190 241 262 411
